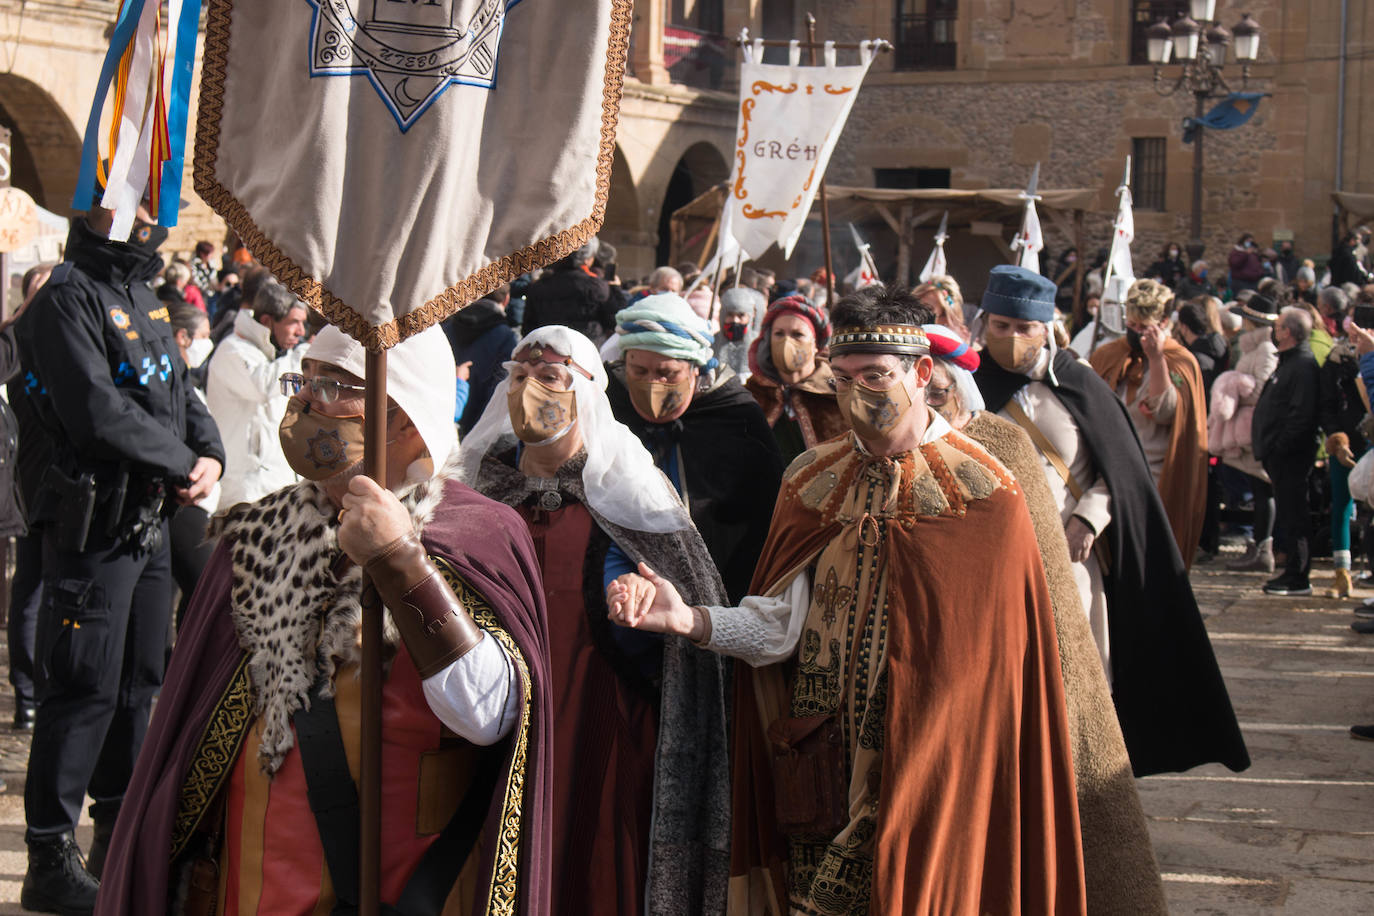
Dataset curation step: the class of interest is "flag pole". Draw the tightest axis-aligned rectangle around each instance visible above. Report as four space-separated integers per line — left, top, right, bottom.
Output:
805 13 836 307
360 348 388 916
1092 157 1132 353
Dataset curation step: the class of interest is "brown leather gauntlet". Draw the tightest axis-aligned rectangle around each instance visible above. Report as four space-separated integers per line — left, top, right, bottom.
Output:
364 532 484 679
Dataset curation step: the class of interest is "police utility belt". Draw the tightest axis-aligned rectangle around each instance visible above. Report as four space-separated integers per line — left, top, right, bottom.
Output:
38 462 171 554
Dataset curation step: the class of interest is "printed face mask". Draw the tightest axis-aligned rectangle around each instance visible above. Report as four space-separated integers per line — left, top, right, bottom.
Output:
278 397 367 481
771 336 815 375
627 376 694 422
839 379 913 440
507 376 577 444
983 333 1044 374
722 322 747 342
184 337 214 369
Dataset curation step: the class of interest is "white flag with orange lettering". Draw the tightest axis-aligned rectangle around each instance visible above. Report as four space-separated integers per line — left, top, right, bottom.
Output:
726 38 874 260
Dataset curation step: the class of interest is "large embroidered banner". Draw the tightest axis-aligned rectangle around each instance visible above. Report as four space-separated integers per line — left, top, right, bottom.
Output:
195 0 631 349
726 38 874 260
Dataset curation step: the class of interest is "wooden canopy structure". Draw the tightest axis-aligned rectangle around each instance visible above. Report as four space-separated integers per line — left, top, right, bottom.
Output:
669 183 1101 324
819 185 1100 324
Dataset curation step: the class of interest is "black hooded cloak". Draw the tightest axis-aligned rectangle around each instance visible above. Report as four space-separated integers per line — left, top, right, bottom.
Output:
977 350 1250 777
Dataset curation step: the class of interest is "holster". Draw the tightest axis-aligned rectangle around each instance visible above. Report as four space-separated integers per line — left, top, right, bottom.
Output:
767 714 850 837
364 533 484 679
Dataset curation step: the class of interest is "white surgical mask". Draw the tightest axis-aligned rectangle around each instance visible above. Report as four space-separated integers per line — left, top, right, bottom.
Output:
185 337 214 369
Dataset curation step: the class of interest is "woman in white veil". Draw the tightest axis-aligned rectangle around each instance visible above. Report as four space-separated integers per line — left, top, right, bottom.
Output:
459 324 733 916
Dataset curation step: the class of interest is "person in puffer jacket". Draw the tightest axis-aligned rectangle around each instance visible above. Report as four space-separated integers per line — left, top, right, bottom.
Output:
1213 300 1280 572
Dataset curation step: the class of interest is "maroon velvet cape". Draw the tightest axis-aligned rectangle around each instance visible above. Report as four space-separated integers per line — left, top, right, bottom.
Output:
93 479 553 916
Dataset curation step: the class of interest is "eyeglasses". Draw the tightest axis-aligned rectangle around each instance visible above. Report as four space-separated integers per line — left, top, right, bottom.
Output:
503 359 576 391
279 372 368 403
827 367 905 393
925 381 954 406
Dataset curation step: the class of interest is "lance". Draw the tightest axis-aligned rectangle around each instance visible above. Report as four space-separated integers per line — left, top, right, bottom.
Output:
849 221 881 284
1092 156 1133 353
1011 162 1041 266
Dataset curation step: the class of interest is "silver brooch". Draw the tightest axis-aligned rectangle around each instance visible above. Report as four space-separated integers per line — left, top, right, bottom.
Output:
539 489 563 511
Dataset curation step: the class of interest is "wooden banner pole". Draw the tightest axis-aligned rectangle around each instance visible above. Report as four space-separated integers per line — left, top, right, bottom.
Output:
805 14 836 307
359 348 388 916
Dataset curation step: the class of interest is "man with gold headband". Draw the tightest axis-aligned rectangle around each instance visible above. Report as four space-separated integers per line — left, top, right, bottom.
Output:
610 286 1087 914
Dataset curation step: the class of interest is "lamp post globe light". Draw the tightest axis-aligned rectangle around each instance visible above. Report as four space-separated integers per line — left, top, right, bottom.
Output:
1148 9 1263 263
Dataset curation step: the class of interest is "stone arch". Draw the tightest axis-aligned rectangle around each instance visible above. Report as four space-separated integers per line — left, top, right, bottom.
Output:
655 141 731 265
0 74 82 214
599 143 643 273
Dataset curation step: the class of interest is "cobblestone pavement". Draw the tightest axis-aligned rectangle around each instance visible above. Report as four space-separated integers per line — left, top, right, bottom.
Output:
0 550 1367 911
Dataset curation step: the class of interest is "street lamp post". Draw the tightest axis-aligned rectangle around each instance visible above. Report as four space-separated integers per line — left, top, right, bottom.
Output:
1147 2 1262 264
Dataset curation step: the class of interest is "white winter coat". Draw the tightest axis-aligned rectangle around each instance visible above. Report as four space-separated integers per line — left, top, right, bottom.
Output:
206 310 303 507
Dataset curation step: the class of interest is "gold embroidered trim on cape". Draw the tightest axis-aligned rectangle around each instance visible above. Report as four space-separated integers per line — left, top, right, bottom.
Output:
434 557 532 916
194 0 634 352
169 655 254 860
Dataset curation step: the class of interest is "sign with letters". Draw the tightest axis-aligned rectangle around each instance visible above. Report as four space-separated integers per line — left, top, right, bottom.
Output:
196 0 632 350
0 186 38 254
725 39 874 260
0 125 11 189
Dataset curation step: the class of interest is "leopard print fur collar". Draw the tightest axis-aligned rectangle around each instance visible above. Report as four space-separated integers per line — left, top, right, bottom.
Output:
212 469 448 776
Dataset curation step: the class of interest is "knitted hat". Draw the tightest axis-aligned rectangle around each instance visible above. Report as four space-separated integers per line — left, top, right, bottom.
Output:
980 265 1057 322
746 295 833 382
614 293 717 367
719 287 759 318
923 324 979 371
758 295 831 347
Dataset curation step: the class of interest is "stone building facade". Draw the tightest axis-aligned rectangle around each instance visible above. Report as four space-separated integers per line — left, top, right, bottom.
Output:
812 0 1374 280
4 2 1366 289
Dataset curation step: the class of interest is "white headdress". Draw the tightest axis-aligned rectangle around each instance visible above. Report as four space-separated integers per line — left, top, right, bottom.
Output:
459 324 691 532
305 324 457 477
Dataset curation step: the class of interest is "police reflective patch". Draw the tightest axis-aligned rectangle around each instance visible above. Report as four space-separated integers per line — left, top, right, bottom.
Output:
109 307 132 330
307 0 511 132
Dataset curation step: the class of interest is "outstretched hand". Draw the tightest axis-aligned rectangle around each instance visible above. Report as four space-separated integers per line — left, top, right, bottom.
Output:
606 563 694 636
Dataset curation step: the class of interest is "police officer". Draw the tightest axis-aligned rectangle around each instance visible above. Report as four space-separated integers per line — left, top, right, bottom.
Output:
15 198 224 914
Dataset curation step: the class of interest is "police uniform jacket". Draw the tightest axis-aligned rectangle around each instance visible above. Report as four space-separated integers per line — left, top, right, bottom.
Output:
16 219 225 524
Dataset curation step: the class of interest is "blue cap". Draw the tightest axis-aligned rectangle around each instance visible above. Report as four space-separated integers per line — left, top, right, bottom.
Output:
980 265 1057 322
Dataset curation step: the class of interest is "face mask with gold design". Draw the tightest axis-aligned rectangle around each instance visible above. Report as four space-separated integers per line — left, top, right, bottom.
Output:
627 377 693 421
839 380 913 440
278 397 367 481
771 336 815 374
507 376 578 445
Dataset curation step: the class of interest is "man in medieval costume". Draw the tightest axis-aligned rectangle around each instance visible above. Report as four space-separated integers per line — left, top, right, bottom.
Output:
923 322 1168 914
606 293 783 602
460 326 731 915
95 325 553 916
745 295 848 465
1089 278 1210 568
973 265 1249 779
611 287 1087 914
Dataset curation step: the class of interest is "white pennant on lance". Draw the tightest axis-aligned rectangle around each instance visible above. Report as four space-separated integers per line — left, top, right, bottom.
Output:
726 34 876 260
1010 163 1043 274
1106 157 1136 285
1095 157 1136 344
844 222 882 289
918 211 949 283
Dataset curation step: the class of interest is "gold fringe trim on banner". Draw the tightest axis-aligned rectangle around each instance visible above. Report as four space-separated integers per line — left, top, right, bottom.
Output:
194 0 633 352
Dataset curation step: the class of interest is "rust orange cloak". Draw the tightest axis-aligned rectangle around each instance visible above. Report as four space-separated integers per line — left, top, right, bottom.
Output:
728 432 1087 915
1091 338 1209 568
